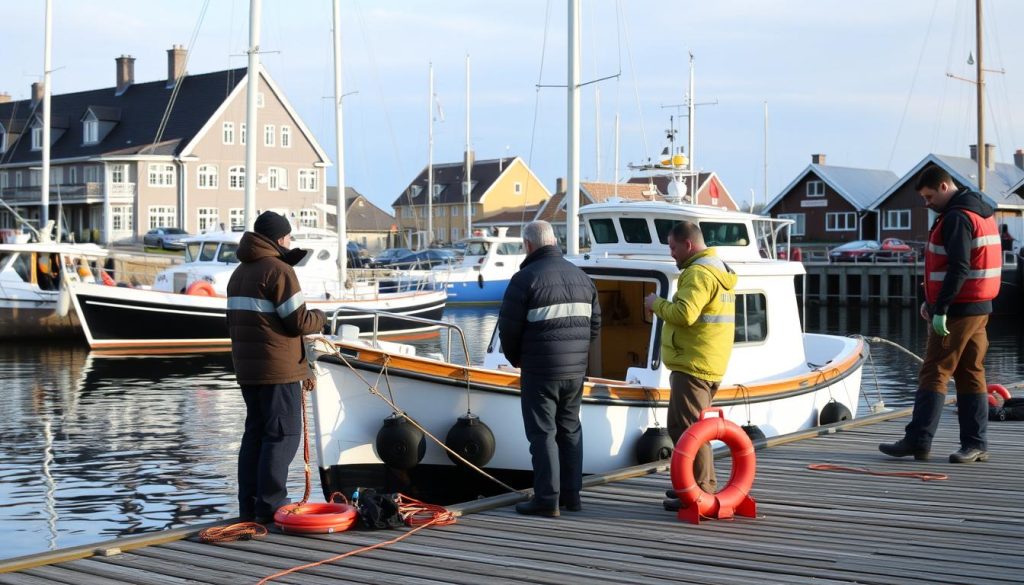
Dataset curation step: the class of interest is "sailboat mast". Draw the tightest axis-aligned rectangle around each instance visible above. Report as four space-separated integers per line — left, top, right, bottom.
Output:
975 0 985 192
244 0 261 231
427 62 434 248
566 0 581 255
687 51 695 200
332 0 346 286
41 0 53 232
465 54 472 239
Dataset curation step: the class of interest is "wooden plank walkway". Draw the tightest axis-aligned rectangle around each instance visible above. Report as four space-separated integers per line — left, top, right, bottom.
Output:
2 408 1021 584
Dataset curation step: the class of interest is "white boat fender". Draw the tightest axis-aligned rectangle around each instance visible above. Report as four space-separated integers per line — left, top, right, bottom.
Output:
819 400 852 425
56 281 71 318
477 273 484 289
375 414 426 470
635 426 673 464
444 414 495 467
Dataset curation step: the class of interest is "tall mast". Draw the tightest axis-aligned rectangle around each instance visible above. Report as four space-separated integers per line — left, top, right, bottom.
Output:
244 0 261 230
332 0 347 286
975 0 985 192
687 51 695 199
763 101 769 210
566 0 581 255
40 0 53 232
427 62 434 248
465 54 472 239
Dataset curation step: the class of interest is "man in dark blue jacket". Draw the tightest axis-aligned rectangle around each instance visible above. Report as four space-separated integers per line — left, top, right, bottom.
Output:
499 220 601 517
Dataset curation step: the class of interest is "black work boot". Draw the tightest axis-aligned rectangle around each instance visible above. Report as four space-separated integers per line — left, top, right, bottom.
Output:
950 392 989 463
515 498 559 517
879 389 944 460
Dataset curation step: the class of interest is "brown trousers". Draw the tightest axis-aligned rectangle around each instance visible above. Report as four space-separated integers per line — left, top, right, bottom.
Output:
918 314 989 396
667 371 720 492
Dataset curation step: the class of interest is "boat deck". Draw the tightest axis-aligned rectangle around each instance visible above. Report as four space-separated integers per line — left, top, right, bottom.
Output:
2 407 1021 584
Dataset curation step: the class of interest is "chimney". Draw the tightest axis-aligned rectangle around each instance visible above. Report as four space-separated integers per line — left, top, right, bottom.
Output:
556 177 566 194
115 55 135 95
1014 148 1024 171
167 44 187 87
0 92 11 104
31 81 44 105
811 153 826 165
970 143 997 170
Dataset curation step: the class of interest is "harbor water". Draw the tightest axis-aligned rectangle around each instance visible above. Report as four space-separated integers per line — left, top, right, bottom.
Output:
0 305 1021 560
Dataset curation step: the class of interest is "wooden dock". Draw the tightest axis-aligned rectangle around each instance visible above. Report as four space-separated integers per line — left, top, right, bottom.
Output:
2 407 1021 584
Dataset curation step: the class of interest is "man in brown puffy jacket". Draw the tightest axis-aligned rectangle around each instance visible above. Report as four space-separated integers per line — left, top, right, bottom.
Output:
227 211 326 523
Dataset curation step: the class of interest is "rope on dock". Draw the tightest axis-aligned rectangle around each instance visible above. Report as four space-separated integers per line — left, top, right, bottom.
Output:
196 522 268 543
807 463 948 481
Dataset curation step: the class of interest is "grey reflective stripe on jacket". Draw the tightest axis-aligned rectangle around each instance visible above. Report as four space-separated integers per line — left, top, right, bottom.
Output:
928 267 1002 281
228 291 306 318
699 313 735 323
927 234 1001 255
527 302 593 322
691 255 730 272
692 255 735 323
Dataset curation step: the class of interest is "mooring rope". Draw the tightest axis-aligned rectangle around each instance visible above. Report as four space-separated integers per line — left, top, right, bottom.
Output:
807 463 948 482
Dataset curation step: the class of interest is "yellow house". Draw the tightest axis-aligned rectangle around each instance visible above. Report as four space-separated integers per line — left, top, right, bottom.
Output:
392 153 549 247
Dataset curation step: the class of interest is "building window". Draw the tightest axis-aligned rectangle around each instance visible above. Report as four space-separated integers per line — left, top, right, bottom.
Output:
298 168 318 192
0 129 7 153
825 211 857 232
267 167 287 191
432 183 443 198
734 293 768 344
256 92 265 108
15 171 23 187
111 205 132 231
264 124 275 147
84 165 101 183
28 170 41 186
452 206 459 217
514 182 522 194
49 167 63 184
229 208 245 227
148 164 175 187
280 126 291 148
148 206 176 229
450 228 459 241
197 165 218 189
883 209 911 231
403 208 412 218
436 207 445 217
778 213 806 237
240 123 246 145
83 118 99 144
229 166 245 190
0 172 7 189
197 207 219 232
67 167 77 184
806 180 825 197
298 208 318 228
110 164 126 184
31 126 42 151
222 122 235 145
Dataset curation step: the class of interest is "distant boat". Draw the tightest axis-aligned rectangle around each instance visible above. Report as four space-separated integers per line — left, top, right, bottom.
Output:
427 229 525 304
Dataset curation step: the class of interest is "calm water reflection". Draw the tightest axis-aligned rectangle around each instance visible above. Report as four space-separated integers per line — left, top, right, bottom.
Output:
0 305 1020 558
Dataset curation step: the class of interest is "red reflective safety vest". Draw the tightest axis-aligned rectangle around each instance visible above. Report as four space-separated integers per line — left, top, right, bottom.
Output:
924 209 1001 305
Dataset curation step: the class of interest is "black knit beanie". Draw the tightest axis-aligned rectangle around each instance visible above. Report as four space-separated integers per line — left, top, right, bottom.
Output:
253 211 292 241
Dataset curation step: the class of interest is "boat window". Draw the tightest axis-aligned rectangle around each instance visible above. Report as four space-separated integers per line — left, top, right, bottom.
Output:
654 219 678 244
217 243 239 263
0 252 13 272
734 293 767 344
620 218 652 244
701 222 750 247
185 242 201 262
464 241 489 256
589 218 618 244
199 243 218 262
317 249 331 261
12 253 31 282
497 242 523 255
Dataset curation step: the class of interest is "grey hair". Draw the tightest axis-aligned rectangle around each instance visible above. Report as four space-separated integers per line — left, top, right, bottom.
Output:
522 220 557 248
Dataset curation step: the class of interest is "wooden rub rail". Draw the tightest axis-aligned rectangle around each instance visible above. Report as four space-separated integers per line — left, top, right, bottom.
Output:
2 403 1022 584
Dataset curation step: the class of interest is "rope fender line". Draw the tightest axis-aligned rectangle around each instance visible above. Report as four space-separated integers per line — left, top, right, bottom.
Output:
808 463 949 481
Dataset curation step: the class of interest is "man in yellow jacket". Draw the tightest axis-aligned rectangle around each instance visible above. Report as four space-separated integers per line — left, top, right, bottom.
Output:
644 220 737 511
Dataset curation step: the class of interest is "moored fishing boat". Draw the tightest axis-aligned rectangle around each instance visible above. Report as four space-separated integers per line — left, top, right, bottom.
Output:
426 230 525 303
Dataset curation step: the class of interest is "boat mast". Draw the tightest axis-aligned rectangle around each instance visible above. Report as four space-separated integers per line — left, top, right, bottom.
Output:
687 51 695 200
332 0 347 286
566 0 581 255
244 0 261 231
465 54 472 239
427 62 434 249
41 0 52 234
763 101 769 211
975 0 985 192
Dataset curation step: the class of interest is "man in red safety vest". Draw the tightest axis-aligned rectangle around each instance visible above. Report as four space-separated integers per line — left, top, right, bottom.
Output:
879 166 1001 464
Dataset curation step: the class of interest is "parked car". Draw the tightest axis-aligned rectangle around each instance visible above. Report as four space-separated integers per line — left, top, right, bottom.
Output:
828 240 880 263
143 228 191 250
876 238 917 262
371 247 412 268
386 249 460 270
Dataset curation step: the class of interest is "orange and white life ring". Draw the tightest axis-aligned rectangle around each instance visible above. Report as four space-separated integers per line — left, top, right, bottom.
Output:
273 501 358 534
669 407 757 524
185 281 216 296
987 384 1012 407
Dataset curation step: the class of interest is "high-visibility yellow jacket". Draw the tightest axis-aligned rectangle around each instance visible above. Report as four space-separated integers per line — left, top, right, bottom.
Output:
652 248 738 382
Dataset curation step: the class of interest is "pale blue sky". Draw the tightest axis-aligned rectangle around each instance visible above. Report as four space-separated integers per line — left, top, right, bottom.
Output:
4 1 1023 212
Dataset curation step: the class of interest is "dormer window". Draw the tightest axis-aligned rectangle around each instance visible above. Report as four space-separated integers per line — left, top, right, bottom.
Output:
80 107 119 146
31 125 42 151
83 117 99 144
0 124 7 153
410 185 423 199
432 184 444 199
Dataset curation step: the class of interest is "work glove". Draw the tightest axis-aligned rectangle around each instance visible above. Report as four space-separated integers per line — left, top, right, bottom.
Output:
931 313 949 337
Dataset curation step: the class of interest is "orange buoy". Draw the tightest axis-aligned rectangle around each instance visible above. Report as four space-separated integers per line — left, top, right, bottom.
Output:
273 501 358 534
100 270 116 286
987 384 1011 407
669 407 757 524
185 280 216 296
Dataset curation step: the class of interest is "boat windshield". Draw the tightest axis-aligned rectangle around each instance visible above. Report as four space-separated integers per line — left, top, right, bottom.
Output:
185 242 201 262
0 252 14 272
198 242 218 262
217 243 239 263
464 241 490 256
496 242 523 255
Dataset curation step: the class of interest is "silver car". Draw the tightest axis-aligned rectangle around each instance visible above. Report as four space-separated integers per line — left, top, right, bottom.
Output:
143 228 191 250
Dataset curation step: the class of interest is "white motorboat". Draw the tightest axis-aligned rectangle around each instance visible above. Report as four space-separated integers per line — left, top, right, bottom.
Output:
308 200 866 501
428 230 525 304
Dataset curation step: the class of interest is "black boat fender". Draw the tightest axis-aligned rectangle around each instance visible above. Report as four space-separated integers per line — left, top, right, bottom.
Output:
444 414 496 467
375 414 425 470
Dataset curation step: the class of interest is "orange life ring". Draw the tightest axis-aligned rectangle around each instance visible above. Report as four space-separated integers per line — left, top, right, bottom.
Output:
669 407 757 524
987 384 1011 407
185 281 216 296
273 501 358 534
100 271 116 286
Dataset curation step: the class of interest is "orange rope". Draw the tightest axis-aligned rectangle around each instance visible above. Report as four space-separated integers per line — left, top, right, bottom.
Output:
197 522 268 543
807 463 948 481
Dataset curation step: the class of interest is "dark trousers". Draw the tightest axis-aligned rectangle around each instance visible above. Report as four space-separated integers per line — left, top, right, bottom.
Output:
520 373 584 507
667 371 720 492
238 382 302 519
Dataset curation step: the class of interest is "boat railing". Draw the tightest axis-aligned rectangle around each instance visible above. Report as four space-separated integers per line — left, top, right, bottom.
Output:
327 307 471 365
753 216 793 261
